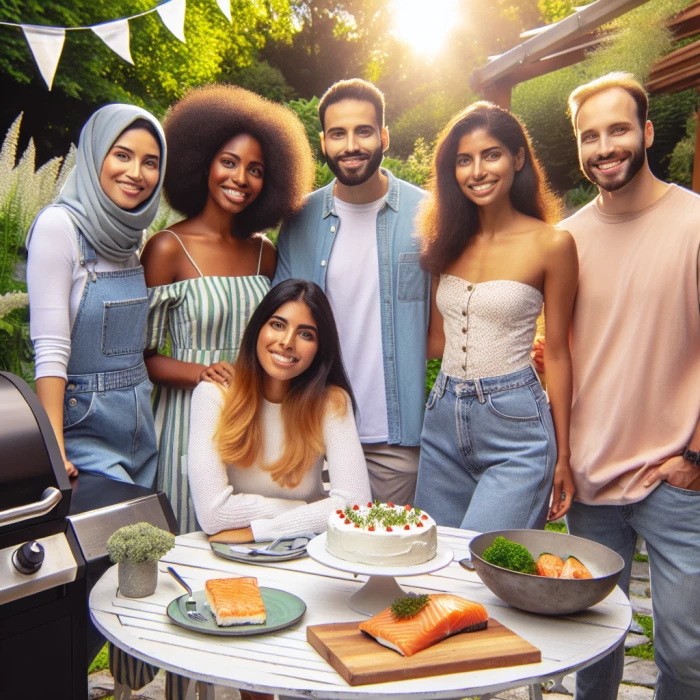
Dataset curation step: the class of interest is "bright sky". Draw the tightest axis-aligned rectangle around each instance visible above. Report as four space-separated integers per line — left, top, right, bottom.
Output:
391 0 460 55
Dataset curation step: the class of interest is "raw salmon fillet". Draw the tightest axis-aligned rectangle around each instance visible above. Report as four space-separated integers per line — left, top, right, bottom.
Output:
560 556 593 579
359 594 488 656
204 577 266 626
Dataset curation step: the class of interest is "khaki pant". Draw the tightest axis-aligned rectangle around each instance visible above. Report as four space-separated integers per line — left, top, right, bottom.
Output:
362 442 420 506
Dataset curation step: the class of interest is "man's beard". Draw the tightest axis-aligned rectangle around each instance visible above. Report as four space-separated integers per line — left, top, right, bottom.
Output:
581 139 646 193
326 145 384 187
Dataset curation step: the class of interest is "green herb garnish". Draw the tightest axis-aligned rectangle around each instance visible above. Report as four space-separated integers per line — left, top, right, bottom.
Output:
391 593 430 620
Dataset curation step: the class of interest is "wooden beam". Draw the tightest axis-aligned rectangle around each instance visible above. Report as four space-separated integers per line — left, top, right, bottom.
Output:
648 40 700 83
481 80 513 110
693 111 700 195
471 0 649 93
647 63 700 95
667 1 700 41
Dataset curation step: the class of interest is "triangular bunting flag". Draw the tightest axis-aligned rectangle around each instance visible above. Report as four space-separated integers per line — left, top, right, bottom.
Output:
216 0 232 22
92 18 133 64
21 25 66 90
157 0 187 44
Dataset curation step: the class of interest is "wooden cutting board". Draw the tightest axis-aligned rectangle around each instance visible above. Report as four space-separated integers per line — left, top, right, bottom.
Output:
307 619 541 686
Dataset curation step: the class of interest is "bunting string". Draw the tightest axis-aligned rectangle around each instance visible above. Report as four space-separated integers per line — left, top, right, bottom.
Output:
0 0 231 90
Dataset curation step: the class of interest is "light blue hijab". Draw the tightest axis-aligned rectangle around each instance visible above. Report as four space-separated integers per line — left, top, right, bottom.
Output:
53 104 166 262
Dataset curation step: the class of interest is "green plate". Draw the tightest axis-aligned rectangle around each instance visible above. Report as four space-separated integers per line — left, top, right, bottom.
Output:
166 587 306 636
210 541 308 565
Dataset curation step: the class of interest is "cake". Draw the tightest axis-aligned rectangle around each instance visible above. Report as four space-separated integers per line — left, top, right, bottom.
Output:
326 502 437 566
204 576 266 626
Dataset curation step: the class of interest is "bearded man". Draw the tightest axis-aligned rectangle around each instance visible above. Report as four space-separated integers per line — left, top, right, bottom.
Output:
274 79 429 504
560 72 700 700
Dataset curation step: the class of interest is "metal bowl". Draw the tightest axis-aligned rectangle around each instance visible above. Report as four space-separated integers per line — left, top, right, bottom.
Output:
468 529 625 616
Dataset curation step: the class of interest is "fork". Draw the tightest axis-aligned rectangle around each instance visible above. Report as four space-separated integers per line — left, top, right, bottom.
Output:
167 566 207 622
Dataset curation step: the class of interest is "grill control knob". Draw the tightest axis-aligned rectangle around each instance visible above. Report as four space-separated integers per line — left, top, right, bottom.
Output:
12 541 45 574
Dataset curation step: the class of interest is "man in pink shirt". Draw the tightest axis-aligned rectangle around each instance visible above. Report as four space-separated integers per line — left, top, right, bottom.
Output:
558 73 700 700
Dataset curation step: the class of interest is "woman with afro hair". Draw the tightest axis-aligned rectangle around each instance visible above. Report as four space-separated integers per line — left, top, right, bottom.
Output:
141 85 314 533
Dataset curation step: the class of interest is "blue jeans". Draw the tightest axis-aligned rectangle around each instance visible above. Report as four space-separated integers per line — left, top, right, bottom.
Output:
567 484 700 700
415 367 556 531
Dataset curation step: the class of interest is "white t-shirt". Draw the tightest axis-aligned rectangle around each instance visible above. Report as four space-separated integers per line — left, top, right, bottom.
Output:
326 196 388 443
187 382 372 541
26 206 140 380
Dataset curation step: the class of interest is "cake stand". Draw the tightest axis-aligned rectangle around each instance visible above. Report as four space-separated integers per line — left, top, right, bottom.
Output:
306 532 453 615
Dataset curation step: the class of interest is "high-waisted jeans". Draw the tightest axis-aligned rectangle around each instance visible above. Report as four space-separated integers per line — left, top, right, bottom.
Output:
415 366 556 531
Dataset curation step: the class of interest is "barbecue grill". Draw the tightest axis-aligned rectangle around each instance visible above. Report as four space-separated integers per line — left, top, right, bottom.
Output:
0 371 177 700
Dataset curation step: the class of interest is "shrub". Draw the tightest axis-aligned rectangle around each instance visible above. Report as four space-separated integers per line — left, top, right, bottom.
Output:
106 522 175 564
667 114 697 188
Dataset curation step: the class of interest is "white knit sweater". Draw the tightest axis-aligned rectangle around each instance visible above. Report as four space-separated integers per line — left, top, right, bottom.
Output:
188 382 372 541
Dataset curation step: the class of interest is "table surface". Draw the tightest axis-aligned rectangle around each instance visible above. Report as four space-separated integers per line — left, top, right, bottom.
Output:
89 528 631 700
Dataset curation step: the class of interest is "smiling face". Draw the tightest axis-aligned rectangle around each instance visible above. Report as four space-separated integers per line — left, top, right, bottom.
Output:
99 128 161 209
321 99 388 187
454 129 524 209
207 133 264 214
576 87 649 192
256 299 319 402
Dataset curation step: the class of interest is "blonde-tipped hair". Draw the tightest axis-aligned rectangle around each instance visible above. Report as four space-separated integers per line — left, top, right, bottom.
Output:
569 72 648 132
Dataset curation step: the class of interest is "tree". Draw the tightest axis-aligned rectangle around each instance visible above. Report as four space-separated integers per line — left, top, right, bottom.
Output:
0 0 296 160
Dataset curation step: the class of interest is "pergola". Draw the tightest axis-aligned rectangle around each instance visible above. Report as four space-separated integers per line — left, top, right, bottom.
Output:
470 0 700 192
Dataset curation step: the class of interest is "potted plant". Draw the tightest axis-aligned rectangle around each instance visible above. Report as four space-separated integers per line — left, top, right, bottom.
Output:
106 522 175 598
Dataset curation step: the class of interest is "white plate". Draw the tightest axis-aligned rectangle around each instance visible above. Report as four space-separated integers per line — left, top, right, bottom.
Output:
306 532 453 577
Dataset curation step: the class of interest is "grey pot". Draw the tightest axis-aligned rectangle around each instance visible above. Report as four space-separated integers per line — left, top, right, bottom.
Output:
468 529 624 616
118 560 158 598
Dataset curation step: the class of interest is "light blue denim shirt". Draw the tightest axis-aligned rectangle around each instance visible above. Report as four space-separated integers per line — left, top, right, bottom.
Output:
273 169 429 446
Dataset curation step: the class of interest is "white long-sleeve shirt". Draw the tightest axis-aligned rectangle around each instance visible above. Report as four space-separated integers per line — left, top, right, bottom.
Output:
188 381 372 541
26 206 139 380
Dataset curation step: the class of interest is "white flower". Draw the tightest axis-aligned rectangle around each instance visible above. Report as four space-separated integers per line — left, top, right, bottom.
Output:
0 292 29 319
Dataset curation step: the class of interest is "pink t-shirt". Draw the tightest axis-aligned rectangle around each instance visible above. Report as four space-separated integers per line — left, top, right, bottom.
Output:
562 184 700 505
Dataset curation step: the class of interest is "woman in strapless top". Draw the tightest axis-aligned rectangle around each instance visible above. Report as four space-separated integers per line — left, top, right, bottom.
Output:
414 102 578 532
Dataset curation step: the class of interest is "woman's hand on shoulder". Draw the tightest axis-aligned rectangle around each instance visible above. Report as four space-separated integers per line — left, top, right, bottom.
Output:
199 361 234 387
140 230 182 287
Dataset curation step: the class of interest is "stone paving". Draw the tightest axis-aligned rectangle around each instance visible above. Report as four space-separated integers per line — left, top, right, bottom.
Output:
88 557 657 700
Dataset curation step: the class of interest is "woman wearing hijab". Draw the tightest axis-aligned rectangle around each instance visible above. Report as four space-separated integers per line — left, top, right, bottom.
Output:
26 104 166 487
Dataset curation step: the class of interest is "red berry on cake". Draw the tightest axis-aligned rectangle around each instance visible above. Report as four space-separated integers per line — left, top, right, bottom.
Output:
353 504 360 510
354 524 360 528
387 502 394 508
386 526 393 532
368 526 375 531
405 504 411 510
417 522 424 527
421 514 428 520
344 519 350 525
404 525 410 530
367 502 373 507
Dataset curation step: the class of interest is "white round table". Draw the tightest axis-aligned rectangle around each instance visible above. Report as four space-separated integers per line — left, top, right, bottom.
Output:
89 528 631 700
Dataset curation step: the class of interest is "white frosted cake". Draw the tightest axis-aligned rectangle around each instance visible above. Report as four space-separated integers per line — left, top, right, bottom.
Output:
326 502 437 566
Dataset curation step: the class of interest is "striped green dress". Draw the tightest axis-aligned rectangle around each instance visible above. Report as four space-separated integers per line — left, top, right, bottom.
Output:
146 233 269 533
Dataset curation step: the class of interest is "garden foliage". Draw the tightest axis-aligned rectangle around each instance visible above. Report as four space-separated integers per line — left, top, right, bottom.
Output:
0 114 75 385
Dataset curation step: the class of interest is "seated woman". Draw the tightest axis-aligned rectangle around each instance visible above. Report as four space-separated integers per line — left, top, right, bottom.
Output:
188 279 372 542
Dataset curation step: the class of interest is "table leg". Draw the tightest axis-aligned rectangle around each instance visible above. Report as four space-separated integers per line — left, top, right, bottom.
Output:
114 680 132 700
528 684 544 700
195 681 216 700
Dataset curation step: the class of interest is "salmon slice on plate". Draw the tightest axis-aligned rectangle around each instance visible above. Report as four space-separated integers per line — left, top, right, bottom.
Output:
359 594 488 657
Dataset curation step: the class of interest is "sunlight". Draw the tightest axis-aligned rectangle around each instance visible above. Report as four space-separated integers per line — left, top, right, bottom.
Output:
391 0 460 56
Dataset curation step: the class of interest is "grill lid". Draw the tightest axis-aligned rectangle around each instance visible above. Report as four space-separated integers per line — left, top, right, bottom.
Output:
0 372 71 534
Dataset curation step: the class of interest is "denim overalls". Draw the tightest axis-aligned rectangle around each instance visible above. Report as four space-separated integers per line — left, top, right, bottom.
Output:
62 233 157 487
